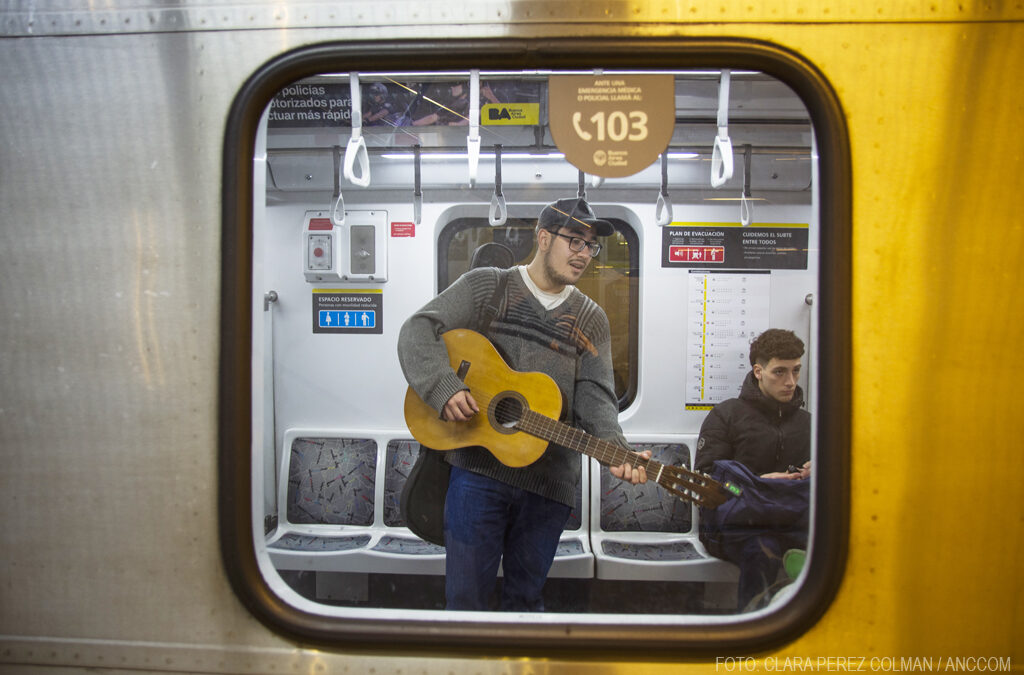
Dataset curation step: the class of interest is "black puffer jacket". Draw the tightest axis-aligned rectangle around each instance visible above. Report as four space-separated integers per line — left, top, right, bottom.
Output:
694 370 810 475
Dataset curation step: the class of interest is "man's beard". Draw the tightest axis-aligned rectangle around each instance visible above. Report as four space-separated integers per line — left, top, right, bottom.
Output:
541 248 583 288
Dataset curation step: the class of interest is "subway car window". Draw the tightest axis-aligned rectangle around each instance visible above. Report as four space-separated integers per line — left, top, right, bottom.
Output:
221 43 849 650
438 216 639 404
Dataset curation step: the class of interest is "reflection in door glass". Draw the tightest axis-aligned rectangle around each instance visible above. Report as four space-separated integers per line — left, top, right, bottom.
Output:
252 69 817 619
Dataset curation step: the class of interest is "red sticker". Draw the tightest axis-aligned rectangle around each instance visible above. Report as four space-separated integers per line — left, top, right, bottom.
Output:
669 246 725 263
391 222 416 237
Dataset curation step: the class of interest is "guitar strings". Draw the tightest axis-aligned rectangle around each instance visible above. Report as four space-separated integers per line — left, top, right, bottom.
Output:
471 390 722 506
515 408 719 506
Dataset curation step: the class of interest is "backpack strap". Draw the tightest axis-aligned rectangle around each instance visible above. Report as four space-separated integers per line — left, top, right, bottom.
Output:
477 268 510 335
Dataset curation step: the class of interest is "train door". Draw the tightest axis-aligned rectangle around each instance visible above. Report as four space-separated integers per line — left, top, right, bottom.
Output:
221 40 850 652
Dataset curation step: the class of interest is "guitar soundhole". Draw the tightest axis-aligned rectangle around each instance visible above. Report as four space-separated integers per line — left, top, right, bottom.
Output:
491 393 525 431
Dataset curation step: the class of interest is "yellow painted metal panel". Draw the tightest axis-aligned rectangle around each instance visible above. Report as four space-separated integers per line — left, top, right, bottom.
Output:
647 20 1024 663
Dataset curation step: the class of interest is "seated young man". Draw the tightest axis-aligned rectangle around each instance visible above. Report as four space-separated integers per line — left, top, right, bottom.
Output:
695 328 811 610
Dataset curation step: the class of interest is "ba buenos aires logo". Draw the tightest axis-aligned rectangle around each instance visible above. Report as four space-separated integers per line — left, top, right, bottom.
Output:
482 103 539 125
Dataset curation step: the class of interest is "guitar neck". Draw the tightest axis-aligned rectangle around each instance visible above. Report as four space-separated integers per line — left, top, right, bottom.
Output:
518 409 666 476
508 407 732 509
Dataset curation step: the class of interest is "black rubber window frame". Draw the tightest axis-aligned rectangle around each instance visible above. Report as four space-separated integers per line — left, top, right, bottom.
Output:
220 37 851 655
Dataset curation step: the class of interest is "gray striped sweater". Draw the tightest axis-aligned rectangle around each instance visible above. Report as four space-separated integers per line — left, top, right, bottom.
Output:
397 266 629 506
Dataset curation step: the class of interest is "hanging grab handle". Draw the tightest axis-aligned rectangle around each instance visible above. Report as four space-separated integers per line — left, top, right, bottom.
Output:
331 145 345 226
711 69 734 188
656 152 673 226
413 144 422 225
740 194 752 226
467 69 481 188
711 135 733 187
489 144 507 226
740 144 753 226
344 72 370 187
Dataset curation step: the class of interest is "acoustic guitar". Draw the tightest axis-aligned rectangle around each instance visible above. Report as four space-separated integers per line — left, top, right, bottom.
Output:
403 329 737 509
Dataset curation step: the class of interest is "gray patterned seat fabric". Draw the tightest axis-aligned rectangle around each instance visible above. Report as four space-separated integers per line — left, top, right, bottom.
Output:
285 437 377 526
600 540 702 561
270 533 373 551
383 440 418 527
600 443 692 533
372 535 445 555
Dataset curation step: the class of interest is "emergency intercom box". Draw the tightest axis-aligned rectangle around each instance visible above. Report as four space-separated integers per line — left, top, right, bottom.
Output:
302 209 388 283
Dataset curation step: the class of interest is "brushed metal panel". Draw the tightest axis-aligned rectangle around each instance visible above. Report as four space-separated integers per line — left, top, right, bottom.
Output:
2 0 1022 37
0 30 276 642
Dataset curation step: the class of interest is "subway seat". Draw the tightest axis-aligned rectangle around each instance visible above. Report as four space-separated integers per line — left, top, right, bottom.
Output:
265 433 735 584
590 439 739 582
264 433 593 577
266 433 446 575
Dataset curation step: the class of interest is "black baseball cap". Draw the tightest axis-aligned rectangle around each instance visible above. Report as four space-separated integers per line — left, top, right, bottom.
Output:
538 197 614 237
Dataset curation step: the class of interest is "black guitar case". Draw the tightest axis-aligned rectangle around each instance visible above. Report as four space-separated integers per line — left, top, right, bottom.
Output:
400 442 452 546
400 266 511 547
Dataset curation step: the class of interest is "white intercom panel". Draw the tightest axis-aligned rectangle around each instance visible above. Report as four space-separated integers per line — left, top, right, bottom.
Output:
302 209 388 283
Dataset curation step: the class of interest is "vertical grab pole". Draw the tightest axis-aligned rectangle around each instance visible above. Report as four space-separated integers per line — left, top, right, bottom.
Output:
804 292 814 416
262 290 279 523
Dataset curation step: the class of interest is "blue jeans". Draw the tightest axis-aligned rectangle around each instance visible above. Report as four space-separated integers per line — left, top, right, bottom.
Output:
444 466 571 611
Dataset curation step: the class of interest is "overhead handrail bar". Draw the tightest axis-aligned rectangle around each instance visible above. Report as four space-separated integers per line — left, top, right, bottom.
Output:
656 151 673 226
413 144 422 225
710 69 734 188
467 69 481 187
331 145 345 226
741 144 753 226
344 72 370 187
489 144 507 226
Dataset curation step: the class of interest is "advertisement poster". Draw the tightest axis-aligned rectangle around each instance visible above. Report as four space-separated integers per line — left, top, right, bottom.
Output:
268 79 541 129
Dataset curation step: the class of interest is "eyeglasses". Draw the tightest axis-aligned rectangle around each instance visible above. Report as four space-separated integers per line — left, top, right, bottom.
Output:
549 231 602 257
